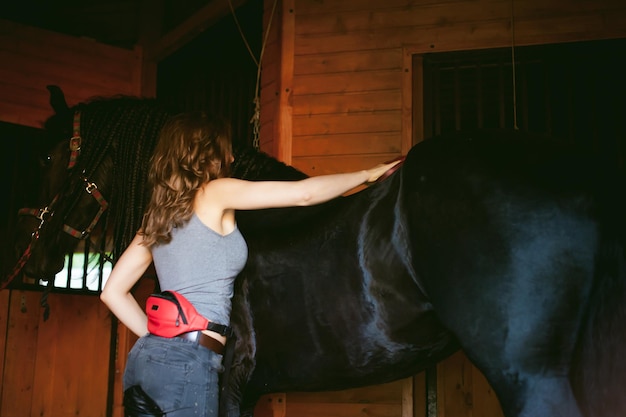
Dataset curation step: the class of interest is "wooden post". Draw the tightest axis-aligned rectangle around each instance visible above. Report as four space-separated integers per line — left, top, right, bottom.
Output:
275 0 295 164
402 377 414 417
136 0 164 97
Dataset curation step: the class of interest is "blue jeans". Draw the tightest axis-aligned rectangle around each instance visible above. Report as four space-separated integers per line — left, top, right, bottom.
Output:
123 334 224 417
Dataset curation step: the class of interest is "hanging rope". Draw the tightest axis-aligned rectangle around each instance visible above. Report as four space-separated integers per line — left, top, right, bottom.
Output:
510 0 519 130
229 0 279 148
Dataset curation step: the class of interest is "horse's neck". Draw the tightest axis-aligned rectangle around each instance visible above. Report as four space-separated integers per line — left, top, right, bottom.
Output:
232 147 308 181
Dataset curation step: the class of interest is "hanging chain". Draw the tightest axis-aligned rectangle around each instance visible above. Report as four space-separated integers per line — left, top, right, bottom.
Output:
251 97 261 149
229 0 279 148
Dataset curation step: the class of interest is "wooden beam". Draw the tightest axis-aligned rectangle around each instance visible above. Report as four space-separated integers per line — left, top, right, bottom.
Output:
136 0 164 97
409 52 425 146
401 377 414 417
275 0 295 164
401 47 414 153
146 0 248 62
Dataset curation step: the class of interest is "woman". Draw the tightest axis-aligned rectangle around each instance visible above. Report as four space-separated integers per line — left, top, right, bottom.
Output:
100 111 401 417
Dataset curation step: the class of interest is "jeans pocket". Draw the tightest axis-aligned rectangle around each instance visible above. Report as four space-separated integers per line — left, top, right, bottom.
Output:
139 355 188 412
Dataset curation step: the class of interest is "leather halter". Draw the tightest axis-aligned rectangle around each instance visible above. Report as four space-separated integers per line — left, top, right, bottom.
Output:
61 176 108 238
3 111 109 288
68 111 82 169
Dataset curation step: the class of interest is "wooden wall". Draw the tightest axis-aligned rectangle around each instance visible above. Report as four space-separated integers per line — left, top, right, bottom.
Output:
259 0 626 174
0 18 142 129
257 0 626 416
1 291 112 417
0 18 143 417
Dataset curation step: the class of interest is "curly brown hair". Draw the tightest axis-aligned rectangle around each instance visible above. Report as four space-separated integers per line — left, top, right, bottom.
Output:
140 111 233 246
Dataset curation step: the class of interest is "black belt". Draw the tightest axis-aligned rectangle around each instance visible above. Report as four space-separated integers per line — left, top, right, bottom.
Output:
176 331 224 355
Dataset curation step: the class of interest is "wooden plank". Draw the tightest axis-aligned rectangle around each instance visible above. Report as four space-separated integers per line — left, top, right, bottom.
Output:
293 132 402 157
0 101 52 129
295 0 508 35
258 0 284 158
396 13 625 56
135 46 155 97
111 322 130 417
286 402 401 417
55 297 84 415
262 46 281 83
603 8 626 34
293 154 400 176
0 18 141 128
294 69 402 95
260 76 279 110
296 19 512 55
295 0 626 36
0 55 134 95
296 0 465 15
275 0 296 164
512 0 626 18
434 350 505 417
437 351 473 417
294 49 403 75
0 50 137 88
297 11 626 56
263 13 282 62
296 0 625 18
0 83 52 113
292 111 401 136
0 290 7 411
0 76 121 113
293 90 401 116
413 373 427 417
513 13 625 46
1 291 40 417
287 380 405 403
28 293 109 417
472 363 504 417
259 118 276 155
402 377 414 417
30 296 59 416
0 19 137 66
76 297 111 416
0 34 138 82
402 49 416 154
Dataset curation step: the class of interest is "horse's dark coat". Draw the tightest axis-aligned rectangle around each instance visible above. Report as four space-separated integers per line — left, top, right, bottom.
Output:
9 94 626 417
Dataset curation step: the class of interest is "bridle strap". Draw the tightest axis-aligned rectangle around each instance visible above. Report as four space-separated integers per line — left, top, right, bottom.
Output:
62 178 109 239
5 110 109 288
2 200 56 288
2 243 33 290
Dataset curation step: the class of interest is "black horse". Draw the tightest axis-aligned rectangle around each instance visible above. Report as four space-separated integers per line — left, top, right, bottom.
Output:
8 88 626 417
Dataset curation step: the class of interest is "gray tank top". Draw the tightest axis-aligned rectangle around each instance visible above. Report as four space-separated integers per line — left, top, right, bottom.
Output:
151 213 248 326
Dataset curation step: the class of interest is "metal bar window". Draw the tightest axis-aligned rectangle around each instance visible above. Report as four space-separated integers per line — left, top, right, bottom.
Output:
421 39 626 171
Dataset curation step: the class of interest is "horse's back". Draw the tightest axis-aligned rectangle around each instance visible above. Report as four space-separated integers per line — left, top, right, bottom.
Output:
401 129 626 417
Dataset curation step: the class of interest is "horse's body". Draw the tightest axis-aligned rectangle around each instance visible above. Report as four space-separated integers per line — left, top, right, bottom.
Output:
8 91 626 417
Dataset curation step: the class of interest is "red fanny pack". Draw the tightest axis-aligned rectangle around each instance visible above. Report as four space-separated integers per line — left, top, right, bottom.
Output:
146 291 233 338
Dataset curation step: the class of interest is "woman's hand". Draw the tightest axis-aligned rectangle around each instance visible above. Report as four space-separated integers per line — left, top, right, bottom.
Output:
365 157 404 183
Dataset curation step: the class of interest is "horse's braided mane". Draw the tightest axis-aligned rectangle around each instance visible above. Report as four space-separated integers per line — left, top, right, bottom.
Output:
231 145 308 182
72 96 172 260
